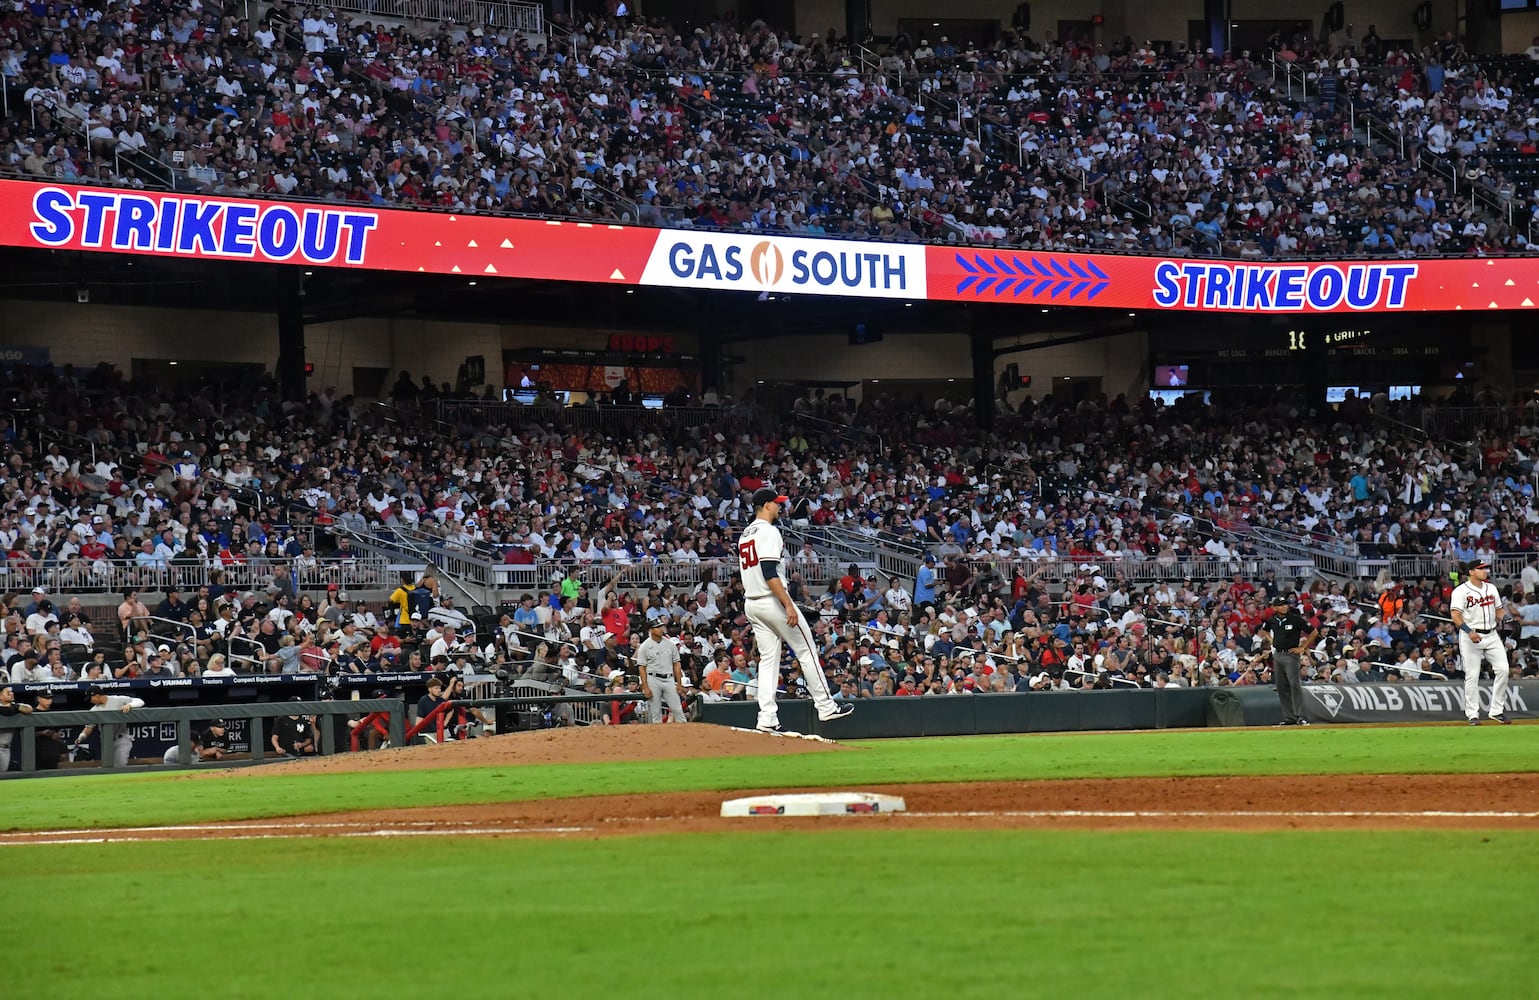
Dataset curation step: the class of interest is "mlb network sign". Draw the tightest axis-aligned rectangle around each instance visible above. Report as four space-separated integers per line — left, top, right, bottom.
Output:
642 232 928 300
1304 681 1536 723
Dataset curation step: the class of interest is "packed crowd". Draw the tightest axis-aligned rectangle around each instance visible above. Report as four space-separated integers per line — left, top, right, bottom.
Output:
3 360 1539 705
4 2 1539 258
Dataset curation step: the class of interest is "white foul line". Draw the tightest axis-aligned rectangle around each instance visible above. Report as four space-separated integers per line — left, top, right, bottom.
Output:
15 819 490 836
0 824 594 847
4 808 1538 847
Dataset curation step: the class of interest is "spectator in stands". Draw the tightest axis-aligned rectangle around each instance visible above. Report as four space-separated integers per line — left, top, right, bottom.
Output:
118 589 149 639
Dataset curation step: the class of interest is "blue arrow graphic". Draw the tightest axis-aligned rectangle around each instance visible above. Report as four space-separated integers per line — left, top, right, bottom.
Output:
953 253 1113 301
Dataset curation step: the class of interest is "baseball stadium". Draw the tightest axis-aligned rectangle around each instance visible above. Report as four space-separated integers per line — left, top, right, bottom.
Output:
2 0 1538 995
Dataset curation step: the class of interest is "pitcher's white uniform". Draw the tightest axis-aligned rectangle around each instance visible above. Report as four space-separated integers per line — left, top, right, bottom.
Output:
1452 577 1511 721
738 516 840 730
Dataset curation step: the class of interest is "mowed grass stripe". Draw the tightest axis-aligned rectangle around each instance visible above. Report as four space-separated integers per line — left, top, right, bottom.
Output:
7 830 1536 998
1 726 1533 832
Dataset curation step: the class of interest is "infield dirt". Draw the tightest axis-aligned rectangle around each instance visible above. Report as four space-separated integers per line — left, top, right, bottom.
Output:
211 722 849 775
31 725 1512 841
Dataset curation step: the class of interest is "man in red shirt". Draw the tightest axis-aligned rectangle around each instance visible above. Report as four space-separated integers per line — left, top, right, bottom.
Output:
601 593 631 642
369 626 402 658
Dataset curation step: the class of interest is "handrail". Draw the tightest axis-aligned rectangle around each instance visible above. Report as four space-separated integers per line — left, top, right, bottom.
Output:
319 0 543 34
1367 660 1448 681
37 424 96 469
373 400 456 440
331 525 485 605
33 94 172 189
0 697 405 772
198 470 267 513
141 614 195 647
224 632 267 670
0 556 391 595
436 399 725 432
792 411 885 452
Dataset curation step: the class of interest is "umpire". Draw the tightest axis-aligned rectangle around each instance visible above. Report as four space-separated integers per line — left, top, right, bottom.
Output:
1263 594 1318 726
636 621 688 724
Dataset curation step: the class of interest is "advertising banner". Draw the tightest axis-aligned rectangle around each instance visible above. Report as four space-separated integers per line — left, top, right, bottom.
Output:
925 248 1539 313
638 229 927 300
0 181 658 284
5 179 1539 312
1302 680 1537 724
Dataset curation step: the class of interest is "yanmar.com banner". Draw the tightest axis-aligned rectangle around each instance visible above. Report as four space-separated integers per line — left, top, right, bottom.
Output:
1303 680 1537 724
6 179 1539 312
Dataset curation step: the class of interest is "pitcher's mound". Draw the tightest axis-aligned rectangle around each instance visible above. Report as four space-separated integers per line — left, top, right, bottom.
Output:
217 724 850 778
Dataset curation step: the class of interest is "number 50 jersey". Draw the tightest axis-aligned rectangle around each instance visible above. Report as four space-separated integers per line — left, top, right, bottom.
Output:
737 519 785 600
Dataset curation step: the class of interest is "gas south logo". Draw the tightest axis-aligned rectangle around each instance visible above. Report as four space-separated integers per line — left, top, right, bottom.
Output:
659 236 915 293
749 241 783 285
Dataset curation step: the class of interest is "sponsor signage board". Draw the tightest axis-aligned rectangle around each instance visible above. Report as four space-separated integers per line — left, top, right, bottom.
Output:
1303 680 1536 724
5 180 1539 312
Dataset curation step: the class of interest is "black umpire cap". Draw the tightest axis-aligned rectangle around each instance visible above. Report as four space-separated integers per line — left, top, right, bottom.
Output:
1270 593 1292 607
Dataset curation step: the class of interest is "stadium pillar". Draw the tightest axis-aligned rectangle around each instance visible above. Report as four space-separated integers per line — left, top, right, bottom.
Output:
970 320 995 433
698 302 723 391
276 271 307 403
1204 0 1229 55
845 0 871 44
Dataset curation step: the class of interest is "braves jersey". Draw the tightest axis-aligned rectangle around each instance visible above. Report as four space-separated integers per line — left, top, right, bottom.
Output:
1452 580 1501 631
737 519 785 600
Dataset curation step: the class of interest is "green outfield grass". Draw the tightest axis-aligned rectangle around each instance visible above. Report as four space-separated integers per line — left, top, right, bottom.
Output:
10 830 1536 999
2 725 1534 832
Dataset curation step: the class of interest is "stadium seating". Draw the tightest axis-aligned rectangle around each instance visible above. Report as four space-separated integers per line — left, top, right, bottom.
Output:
3 359 1538 698
3 6 1537 257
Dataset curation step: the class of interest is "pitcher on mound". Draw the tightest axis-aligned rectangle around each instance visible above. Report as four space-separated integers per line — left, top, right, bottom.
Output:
738 487 853 733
